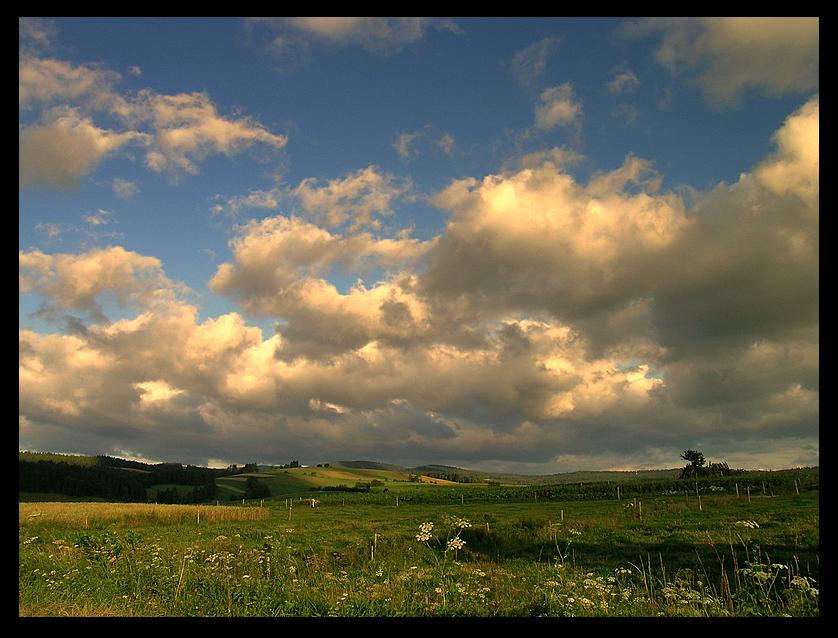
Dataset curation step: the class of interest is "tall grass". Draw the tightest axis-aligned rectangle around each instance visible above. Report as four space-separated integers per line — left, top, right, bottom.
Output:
18 493 818 617
19 502 268 528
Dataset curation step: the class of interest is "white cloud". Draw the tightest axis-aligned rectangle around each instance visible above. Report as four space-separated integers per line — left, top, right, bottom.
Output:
275 17 459 52
19 56 289 187
18 97 819 472
624 17 818 105
19 56 121 109
112 178 139 199
290 166 412 230
19 108 147 189
82 209 114 227
436 133 456 156
135 90 288 176
607 70 640 94
211 187 283 217
19 18 58 54
534 83 582 130
20 246 186 320
510 37 559 89
394 126 456 160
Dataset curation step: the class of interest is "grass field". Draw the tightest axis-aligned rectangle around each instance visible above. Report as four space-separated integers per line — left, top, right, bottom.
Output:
19 484 819 617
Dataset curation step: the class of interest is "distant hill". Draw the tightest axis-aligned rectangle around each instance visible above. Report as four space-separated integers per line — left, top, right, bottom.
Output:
19 451 818 504
408 464 681 485
333 460 408 472
19 451 250 504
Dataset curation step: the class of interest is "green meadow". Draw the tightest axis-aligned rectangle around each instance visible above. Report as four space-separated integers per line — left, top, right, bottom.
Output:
19 465 819 617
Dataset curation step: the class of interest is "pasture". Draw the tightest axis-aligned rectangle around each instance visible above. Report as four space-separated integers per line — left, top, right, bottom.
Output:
19 480 819 617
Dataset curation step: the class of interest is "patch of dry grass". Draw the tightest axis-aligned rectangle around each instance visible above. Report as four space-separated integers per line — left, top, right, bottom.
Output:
19 502 268 528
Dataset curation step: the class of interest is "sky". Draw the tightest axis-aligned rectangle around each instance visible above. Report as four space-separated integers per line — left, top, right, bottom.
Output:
19 17 819 472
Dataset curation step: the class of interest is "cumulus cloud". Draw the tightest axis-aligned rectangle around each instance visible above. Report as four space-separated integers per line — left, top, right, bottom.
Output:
19 56 288 187
260 17 459 53
19 246 185 321
290 166 411 230
209 215 435 359
623 17 819 105
534 83 582 130
19 56 122 109
19 108 147 189
19 97 819 471
128 90 288 176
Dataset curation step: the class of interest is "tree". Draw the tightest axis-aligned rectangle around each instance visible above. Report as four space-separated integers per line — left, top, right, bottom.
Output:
244 476 270 499
680 449 706 479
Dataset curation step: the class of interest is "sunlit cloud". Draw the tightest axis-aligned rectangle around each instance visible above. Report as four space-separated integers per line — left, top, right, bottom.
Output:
622 17 818 105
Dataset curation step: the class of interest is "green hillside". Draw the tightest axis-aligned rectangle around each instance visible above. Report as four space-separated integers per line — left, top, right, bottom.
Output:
19 451 99 467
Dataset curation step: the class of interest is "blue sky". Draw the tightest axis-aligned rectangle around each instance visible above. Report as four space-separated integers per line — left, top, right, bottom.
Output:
19 18 818 472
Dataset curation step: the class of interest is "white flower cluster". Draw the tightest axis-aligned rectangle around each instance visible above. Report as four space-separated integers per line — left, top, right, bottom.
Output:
447 537 466 552
416 521 434 542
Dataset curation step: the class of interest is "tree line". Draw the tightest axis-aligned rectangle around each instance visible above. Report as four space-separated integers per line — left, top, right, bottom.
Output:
19 457 257 504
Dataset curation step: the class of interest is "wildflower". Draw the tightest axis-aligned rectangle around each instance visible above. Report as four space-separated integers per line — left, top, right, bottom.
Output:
447 537 466 552
416 522 434 542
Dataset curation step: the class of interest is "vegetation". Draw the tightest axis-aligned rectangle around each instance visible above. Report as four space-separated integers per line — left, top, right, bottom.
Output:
19 467 818 617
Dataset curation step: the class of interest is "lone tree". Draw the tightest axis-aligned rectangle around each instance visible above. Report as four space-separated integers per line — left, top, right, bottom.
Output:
244 476 270 500
680 449 706 479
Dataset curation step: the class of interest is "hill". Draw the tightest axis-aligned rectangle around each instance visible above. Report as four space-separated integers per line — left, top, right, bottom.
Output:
19 451 819 504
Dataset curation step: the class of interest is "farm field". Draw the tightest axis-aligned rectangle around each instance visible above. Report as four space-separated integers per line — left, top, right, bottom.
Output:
19 482 819 617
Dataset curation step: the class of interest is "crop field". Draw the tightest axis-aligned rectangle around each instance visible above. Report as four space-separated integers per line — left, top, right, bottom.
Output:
19 476 819 617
